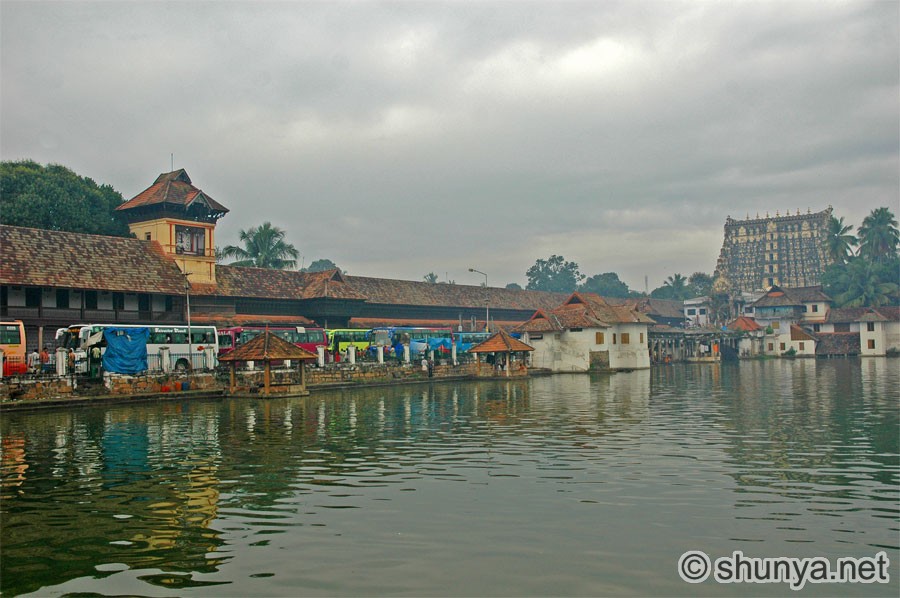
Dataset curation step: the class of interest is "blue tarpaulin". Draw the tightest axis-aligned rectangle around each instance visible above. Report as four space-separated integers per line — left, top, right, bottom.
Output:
102 327 149 374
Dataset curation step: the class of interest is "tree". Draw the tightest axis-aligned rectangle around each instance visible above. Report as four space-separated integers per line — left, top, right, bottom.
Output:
304 258 341 273
423 272 439 283
825 215 857 265
505 282 523 290
857 207 899 264
822 256 899 307
525 255 585 293
650 273 691 300
219 222 300 269
580 272 632 298
0 159 131 237
687 272 714 297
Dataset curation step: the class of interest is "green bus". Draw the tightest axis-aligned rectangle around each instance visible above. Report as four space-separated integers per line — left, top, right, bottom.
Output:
326 329 371 359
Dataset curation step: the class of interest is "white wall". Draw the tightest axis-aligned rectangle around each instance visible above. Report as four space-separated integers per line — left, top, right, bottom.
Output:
860 321 886 357
609 323 650 370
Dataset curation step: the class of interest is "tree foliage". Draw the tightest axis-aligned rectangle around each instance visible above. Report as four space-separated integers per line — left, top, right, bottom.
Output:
825 215 857 265
505 282 523 290
0 159 131 237
525 255 585 293
687 272 714 297
220 222 300 269
304 258 341 273
857 207 899 264
579 272 633 298
822 256 899 308
423 272 439 283
651 273 692 300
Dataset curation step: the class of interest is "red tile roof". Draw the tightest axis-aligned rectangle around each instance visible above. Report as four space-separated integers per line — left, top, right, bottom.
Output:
728 316 762 332
197 267 367 301
468 329 534 353
191 314 316 326
790 324 816 341
117 169 229 214
516 292 653 332
1 224 187 295
827 306 900 324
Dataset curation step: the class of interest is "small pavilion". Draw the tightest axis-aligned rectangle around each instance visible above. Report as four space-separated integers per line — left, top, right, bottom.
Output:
468 329 535 377
218 331 317 396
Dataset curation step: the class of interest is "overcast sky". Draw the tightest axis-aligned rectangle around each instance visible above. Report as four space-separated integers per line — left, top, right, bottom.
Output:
2 1 897 291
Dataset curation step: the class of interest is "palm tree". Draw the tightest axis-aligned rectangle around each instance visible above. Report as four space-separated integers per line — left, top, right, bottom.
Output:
825 215 857 264
219 222 300 269
664 273 689 300
857 207 899 264
830 258 898 307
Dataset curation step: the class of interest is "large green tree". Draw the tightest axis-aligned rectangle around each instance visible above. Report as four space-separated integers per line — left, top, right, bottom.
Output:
857 207 899 264
822 256 899 307
304 258 341 273
580 272 632 298
687 272 714 297
525 255 585 293
651 273 692 300
0 160 131 236
220 222 300 269
825 214 857 265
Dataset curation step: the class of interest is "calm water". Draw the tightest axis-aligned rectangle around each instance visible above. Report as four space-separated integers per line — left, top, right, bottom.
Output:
1 360 898 597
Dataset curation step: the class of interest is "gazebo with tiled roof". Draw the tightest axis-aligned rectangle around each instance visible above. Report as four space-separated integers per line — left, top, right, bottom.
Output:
467 329 534 377
218 330 317 395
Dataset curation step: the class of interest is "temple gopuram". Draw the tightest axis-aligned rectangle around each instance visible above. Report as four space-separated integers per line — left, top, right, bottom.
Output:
713 207 833 294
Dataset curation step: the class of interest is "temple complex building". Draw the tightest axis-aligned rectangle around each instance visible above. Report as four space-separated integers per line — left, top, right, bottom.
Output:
713 207 833 294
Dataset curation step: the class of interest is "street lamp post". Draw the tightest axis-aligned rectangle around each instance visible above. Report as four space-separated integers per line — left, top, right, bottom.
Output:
183 263 192 374
468 268 489 333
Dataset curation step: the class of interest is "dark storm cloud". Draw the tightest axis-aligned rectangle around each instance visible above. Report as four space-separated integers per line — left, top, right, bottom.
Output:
2 1 897 289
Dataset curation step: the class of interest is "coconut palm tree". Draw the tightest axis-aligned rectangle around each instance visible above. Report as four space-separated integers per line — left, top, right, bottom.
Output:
664 273 690 300
825 215 857 264
829 258 899 307
857 207 899 264
219 222 300 269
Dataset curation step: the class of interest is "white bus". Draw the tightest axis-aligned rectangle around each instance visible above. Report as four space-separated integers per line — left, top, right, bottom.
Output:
56 324 218 372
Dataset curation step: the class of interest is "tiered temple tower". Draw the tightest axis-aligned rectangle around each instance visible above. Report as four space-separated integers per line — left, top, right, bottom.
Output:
714 207 832 293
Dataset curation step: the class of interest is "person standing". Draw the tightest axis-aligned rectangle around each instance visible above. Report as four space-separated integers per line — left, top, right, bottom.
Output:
27 348 40 374
39 347 50 373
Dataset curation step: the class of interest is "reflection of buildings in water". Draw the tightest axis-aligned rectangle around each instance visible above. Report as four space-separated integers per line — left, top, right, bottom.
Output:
860 357 891 404
606 369 651 422
1 432 28 497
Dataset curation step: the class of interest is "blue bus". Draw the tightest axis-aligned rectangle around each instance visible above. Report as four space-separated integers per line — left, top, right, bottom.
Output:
368 326 454 357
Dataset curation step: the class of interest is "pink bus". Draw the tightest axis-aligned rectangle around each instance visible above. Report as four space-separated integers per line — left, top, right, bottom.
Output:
217 326 327 357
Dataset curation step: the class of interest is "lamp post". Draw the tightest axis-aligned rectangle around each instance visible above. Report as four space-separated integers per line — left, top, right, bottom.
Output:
183 263 192 374
468 268 489 333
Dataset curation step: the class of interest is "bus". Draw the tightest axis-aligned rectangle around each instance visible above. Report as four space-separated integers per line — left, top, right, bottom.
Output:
217 326 327 357
57 323 218 372
0 320 27 377
368 326 454 357
456 331 492 353
326 329 371 360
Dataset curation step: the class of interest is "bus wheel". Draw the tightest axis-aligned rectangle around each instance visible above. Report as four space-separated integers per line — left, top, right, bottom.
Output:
174 359 191 373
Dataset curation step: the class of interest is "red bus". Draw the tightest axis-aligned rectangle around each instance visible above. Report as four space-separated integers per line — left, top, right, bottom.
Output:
217 326 327 357
0 321 28 377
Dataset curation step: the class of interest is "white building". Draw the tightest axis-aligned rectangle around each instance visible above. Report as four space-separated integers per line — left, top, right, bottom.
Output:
684 296 711 327
516 292 654 372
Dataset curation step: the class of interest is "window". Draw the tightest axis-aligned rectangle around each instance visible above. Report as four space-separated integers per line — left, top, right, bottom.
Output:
768 343 774 351
813 324 821 332
866 322 875 332
868 339 876 350
640 333 644 344
85 291 98 310
799 342 805 351
621 333 630 345
175 225 206 256
612 333 617 345
595 332 605 345
113 292 125 311
699 308 706 315
145 232 151 241
687 308 696 316
780 343 786 351
25 288 41 308
768 278 774 286
812 304 818 313
56 289 69 309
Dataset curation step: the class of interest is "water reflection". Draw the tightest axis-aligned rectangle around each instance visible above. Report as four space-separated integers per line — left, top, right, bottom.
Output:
2 362 897 597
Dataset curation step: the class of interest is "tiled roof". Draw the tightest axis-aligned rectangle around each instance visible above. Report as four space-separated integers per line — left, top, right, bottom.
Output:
218 330 317 362
827 306 900 324
786 286 831 303
117 169 229 214
349 317 523 329
345 276 567 311
728 316 762 332
515 293 652 333
607 297 686 321
469 329 534 353
790 324 816 341
0 224 187 294
200 267 368 301
815 332 860 355
754 285 832 308
191 314 316 326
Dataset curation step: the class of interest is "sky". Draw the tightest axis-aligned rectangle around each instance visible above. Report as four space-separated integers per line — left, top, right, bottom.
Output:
2 1 898 291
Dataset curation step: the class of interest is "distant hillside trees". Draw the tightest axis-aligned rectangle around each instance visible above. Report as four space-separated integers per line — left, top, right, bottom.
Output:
1 160 131 237
304 258 341 273
580 272 635 298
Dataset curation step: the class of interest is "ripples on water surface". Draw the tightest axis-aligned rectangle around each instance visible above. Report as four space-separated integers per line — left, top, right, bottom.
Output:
1 360 898 596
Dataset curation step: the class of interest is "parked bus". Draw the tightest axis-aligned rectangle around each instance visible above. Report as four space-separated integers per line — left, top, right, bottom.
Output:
368 326 454 357
456 331 492 353
326 329 371 359
0 320 27 377
217 326 327 357
57 323 218 372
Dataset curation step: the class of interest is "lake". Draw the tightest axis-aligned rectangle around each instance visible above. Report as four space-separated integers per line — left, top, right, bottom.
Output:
1 359 898 596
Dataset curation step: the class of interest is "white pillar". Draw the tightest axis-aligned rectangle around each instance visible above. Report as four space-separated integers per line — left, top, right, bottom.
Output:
159 346 171 373
204 346 216 370
451 343 457 366
0 349 4 378
403 344 410 364
376 345 384 364
56 347 67 377
428 349 435 362
348 345 356 364
316 345 325 367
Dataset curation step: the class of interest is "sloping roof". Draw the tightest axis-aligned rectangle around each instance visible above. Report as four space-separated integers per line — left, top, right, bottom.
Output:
345 275 567 311
0 224 187 294
468 329 534 353
790 324 816 341
515 293 652 333
117 169 229 214
753 285 802 308
191 314 316 326
198 267 368 301
728 316 762 332
786 286 832 303
858 309 889 323
607 297 686 321
815 332 860 355
218 330 317 362
827 306 900 324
